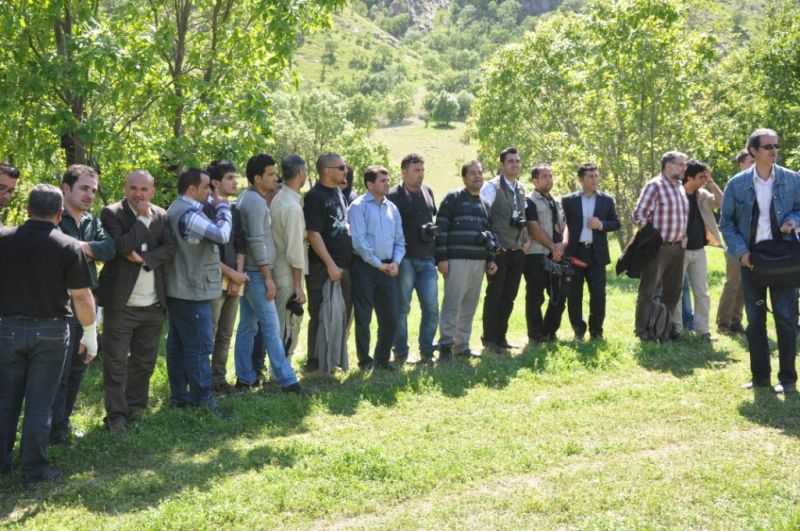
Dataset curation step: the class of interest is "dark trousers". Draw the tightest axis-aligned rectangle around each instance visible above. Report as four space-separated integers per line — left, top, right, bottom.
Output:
352 257 398 366
483 249 525 344
635 243 685 337
523 254 566 341
50 318 87 437
568 245 607 338
306 261 352 362
0 317 68 482
740 267 798 385
165 298 214 407
102 304 164 422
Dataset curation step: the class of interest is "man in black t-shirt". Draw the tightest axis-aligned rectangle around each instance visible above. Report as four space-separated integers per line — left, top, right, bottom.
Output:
523 165 567 343
303 152 354 370
0 184 96 487
673 160 724 341
386 153 439 364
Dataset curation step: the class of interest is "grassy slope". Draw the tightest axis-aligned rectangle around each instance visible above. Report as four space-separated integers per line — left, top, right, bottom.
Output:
2 247 800 528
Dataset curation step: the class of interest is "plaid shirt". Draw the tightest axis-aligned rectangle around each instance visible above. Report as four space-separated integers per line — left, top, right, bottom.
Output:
176 195 232 245
633 174 688 243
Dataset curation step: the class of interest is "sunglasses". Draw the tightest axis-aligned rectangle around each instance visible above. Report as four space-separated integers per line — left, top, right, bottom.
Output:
759 144 780 151
326 165 347 171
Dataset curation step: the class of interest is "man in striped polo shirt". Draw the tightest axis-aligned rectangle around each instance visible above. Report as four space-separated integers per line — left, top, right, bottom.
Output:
632 151 689 339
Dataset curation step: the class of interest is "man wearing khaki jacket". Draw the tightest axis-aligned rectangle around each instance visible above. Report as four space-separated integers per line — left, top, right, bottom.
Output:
673 160 723 340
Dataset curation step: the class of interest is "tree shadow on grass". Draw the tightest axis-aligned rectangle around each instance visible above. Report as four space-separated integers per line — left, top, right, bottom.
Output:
738 387 800 438
634 335 736 377
0 375 314 522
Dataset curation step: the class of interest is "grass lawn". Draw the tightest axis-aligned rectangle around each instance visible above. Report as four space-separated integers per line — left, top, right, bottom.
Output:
3 247 800 529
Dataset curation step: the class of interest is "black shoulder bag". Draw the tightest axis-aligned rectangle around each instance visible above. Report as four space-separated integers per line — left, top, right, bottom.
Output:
749 231 800 288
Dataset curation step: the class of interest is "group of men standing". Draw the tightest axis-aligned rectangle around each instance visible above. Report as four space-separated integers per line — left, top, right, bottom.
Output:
1 127 798 488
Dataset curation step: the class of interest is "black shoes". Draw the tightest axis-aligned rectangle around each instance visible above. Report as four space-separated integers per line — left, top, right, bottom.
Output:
212 382 235 395
281 382 308 396
234 379 260 391
372 362 397 372
455 349 481 358
207 403 231 420
22 466 64 488
49 430 70 447
742 379 772 390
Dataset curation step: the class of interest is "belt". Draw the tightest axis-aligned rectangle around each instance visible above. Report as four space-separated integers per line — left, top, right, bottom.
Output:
663 240 682 246
498 248 523 253
2 315 65 322
579 242 593 248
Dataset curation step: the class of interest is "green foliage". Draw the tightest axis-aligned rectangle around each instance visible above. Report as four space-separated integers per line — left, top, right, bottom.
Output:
386 94 414 125
346 94 380 132
0 0 347 208
471 0 721 244
430 91 460 126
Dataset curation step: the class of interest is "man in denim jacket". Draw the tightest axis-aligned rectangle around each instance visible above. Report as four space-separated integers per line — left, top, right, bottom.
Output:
719 128 800 393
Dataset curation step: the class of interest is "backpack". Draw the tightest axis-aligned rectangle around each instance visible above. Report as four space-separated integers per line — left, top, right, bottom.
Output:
644 298 674 342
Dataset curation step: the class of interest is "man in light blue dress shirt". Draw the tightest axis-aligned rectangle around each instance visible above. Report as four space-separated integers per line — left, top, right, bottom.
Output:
349 165 406 371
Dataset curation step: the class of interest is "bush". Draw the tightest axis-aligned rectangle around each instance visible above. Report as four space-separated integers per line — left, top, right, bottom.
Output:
430 91 460 126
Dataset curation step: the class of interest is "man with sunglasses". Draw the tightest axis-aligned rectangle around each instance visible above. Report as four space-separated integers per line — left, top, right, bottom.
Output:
720 128 800 394
304 152 354 371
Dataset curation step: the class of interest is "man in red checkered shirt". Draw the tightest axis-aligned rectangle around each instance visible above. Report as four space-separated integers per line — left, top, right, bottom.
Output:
632 151 689 339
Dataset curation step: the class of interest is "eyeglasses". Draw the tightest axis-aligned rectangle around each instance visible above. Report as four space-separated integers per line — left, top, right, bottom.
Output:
759 144 780 151
326 165 347 171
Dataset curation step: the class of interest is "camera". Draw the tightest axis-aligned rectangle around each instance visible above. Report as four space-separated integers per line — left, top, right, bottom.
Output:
286 296 304 317
477 230 502 253
509 209 526 229
418 222 440 242
542 255 577 279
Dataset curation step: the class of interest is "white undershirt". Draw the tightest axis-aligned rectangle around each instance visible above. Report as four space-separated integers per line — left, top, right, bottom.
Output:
126 210 158 307
753 166 775 244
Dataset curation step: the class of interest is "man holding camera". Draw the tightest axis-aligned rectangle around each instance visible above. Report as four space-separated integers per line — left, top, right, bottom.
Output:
562 163 620 341
349 166 405 371
523 165 567 343
480 147 530 351
271 154 308 360
387 153 439 365
98 170 175 434
720 128 800 393
436 161 497 360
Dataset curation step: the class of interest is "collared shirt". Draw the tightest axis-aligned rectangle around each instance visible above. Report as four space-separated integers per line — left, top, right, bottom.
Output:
348 191 405 268
480 174 520 208
271 186 307 278
0 219 92 318
176 195 232 245
58 208 116 288
753 166 776 244
124 202 158 307
579 192 598 243
633 173 688 243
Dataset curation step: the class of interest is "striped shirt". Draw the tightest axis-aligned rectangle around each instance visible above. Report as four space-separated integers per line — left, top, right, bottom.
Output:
633 174 688 243
435 188 495 263
175 195 232 245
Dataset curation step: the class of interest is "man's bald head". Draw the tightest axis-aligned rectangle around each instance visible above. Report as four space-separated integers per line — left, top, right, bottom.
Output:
125 169 156 205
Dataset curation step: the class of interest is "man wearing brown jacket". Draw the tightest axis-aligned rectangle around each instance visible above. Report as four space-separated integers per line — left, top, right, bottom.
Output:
97 170 175 435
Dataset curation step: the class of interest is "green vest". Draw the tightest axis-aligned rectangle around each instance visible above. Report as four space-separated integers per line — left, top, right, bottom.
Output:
166 197 222 301
489 176 526 250
526 189 565 255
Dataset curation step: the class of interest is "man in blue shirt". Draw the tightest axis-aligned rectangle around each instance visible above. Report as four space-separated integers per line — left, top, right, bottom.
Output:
349 166 405 371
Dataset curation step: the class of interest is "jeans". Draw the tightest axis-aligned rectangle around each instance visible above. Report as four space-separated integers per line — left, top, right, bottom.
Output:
0 317 68 481
394 258 439 359
166 298 215 407
483 249 525 345
740 267 797 385
50 317 87 437
352 257 398 366
233 272 298 387
681 274 694 332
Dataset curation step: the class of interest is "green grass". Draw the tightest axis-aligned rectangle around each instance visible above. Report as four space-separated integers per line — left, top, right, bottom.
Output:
372 118 477 195
3 247 800 528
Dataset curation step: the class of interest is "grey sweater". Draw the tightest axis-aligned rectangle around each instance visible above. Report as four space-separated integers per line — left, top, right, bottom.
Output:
237 188 276 271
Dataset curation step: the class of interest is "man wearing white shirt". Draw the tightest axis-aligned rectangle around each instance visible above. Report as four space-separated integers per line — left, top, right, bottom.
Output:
720 128 800 394
480 147 530 351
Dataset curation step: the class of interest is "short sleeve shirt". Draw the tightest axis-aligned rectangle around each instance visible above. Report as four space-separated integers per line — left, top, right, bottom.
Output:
303 182 352 268
0 220 93 318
